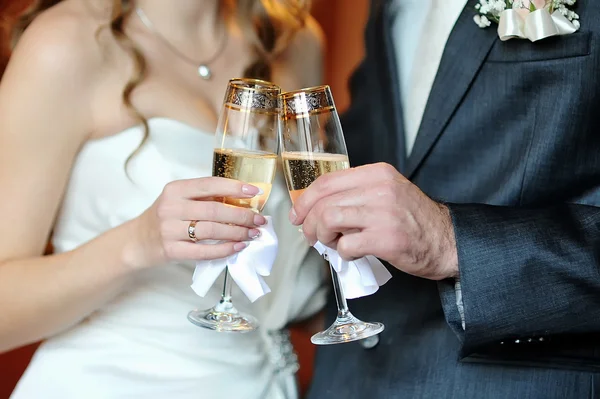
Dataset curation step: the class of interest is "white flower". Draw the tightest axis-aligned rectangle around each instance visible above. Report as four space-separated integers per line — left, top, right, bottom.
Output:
552 0 577 10
475 0 509 26
555 4 579 21
474 14 492 28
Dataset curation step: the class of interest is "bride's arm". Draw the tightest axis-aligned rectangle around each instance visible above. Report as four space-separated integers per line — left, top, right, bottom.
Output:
0 16 130 352
0 15 260 353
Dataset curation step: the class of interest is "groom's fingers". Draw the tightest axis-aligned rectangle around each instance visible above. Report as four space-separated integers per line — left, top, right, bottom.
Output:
301 189 370 245
291 163 404 225
336 230 384 261
314 206 367 248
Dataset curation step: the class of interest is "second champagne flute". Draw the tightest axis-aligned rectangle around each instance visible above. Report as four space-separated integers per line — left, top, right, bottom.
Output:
278 85 385 345
187 78 280 332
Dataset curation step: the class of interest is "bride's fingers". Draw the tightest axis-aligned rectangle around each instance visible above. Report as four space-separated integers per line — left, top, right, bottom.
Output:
161 220 261 242
162 241 248 261
163 177 261 200
165 201 266 227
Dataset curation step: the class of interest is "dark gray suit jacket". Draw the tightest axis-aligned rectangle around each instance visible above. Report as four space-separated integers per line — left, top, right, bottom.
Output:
307 1 600 398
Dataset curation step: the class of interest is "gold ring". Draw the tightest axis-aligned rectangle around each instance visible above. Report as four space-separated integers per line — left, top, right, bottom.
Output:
188 220 198 242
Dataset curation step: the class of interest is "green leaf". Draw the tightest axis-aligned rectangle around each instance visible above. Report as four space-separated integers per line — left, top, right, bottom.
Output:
530 2 537 11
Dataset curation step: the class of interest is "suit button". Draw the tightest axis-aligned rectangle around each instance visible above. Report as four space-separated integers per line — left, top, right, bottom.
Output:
360 334 380 349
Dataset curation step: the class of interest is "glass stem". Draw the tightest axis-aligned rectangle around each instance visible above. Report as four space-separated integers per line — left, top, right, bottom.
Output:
329 262 350 319
221 266 233 303
214 267 235 313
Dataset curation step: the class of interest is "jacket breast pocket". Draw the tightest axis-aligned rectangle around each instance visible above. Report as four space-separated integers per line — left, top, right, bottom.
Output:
486 31 592 63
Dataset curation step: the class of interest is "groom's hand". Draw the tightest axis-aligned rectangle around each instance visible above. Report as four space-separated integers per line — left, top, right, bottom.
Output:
290 163 459 281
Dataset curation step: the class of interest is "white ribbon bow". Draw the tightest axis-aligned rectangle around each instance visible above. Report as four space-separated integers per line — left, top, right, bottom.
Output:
191 216 278 303
498 8 579 42
313 241 392 299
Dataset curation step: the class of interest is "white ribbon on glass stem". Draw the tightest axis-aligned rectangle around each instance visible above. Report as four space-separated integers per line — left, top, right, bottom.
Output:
498 8 579 42
313 241 392 299
191 216 278 303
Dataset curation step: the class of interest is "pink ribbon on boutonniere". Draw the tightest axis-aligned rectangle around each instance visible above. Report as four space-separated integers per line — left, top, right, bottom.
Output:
498 8 579 42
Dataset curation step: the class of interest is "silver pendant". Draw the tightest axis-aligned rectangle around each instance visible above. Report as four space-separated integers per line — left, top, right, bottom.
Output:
198 65 212 80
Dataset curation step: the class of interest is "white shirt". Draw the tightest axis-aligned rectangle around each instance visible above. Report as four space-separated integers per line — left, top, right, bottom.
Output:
391 0 468 328
391 0 468 156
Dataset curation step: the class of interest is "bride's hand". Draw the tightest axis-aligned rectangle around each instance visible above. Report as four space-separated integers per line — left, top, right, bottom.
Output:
129 177 266 268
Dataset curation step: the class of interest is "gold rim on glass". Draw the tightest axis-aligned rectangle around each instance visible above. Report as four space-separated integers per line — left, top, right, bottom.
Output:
224 78 281 114
228 78 281 93
279 85 335 120
279 84 330 98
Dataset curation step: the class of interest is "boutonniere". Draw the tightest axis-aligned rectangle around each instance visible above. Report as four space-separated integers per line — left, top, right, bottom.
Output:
474 1 580 42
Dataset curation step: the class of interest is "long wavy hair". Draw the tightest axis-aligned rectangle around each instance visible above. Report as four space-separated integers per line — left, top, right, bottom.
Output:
9 0 310 162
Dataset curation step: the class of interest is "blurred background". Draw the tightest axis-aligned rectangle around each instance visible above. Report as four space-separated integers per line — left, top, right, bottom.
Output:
0 0 369 397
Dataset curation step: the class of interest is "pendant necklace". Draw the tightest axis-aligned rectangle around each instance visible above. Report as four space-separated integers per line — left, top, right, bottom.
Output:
135 7 228 80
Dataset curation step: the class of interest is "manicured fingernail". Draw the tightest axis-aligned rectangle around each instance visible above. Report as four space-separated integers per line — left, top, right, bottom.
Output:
248 229 261 239
289 208 297 224
242 185 259 196
234 242 248 252
254 214 267 226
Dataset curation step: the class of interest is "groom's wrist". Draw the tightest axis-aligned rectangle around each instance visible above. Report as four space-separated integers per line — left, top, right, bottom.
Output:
436 203 459 280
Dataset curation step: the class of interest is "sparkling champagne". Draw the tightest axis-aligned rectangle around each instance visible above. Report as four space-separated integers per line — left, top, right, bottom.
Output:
281 151 350 203
213 148 277 212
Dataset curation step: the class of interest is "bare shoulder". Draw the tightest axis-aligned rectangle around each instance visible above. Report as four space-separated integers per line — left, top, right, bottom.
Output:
5 1 106 95
280 15 325 87
0 1 112 141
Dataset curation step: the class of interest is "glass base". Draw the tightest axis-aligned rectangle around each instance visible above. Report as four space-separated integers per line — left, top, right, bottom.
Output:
311 312 384 345
187 301 258 333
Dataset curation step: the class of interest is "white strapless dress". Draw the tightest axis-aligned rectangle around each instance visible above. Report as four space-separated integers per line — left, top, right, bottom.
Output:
10 118 327 399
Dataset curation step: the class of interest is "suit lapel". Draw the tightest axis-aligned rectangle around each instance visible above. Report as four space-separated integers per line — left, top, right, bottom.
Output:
379 0 406 172
405 0 498 178
361 0 406 171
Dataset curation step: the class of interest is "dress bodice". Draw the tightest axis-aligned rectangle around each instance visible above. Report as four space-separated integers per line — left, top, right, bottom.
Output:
11 118 326 399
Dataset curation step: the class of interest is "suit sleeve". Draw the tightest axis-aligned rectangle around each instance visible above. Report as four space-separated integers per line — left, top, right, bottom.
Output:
439 202 600 359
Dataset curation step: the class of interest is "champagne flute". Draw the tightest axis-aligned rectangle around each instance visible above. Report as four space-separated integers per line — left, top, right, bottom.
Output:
188 78 280 332
278 85 385 345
